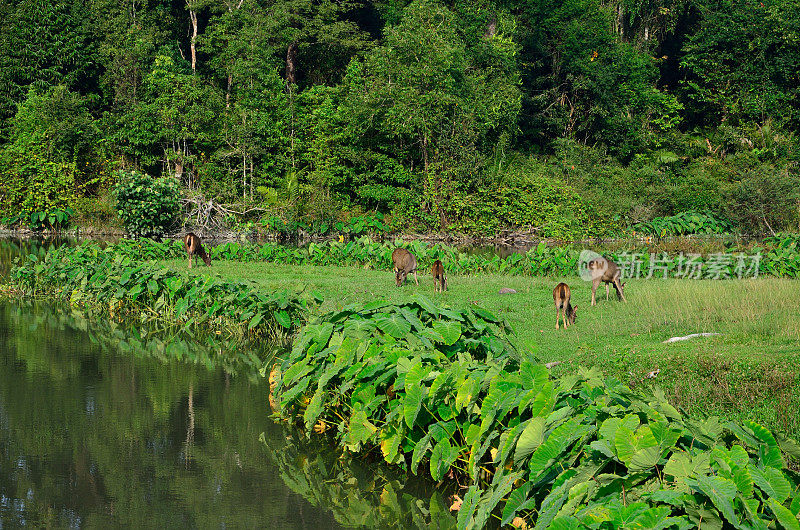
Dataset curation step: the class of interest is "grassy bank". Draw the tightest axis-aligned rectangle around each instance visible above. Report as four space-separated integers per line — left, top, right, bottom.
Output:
163 259 800 438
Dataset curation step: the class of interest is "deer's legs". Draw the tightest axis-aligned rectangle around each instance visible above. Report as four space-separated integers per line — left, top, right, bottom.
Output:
414 271 419 285
591 279 599 306
555 307 561 329
606 283 610 301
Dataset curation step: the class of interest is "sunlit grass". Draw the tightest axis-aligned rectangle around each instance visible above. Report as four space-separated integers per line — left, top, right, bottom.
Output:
162 259 800 437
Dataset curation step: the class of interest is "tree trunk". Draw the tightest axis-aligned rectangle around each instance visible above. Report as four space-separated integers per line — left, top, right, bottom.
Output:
285 42 298 85
226 74 232 108
188 3 198 73
285 43 298 170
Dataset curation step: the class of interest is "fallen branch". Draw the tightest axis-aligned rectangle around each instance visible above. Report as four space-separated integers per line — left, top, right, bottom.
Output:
182 196 266 231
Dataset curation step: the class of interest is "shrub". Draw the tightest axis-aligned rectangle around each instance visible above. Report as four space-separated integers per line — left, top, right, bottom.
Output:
632 211 734 238
276 300 800 529
113 170 181 238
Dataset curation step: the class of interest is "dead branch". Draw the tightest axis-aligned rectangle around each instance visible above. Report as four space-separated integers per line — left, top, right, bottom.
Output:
182 196 267 231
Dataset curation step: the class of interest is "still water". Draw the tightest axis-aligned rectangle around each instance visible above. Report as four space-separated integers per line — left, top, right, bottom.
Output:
0 240 448 528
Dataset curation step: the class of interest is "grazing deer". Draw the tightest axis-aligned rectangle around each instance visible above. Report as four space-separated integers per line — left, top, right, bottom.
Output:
553 282 577 329
431 259 447 292
183 232 211 268
588 258 626 306
391 248 418 287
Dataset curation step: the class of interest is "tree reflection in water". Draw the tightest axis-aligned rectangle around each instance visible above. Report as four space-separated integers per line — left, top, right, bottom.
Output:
0 299 456 528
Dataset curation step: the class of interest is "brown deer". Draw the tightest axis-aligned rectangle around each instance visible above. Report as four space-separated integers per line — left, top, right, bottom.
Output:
553 282 577 329
391 248 418 287
588 258 626 306
431 259 447 292
183 232 211 268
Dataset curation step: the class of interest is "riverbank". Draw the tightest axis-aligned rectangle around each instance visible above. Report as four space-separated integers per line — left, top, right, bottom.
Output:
163 259 800 439
6 240 800 528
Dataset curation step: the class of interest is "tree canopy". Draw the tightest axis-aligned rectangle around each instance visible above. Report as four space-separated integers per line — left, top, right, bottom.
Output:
1 0 799 236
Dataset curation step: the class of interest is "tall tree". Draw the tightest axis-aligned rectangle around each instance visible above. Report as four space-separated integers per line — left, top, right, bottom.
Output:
338 0 521 225
0 0 97 130
680 0 800 128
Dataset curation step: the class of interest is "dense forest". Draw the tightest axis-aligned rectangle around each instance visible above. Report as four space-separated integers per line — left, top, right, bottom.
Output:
0 0 799 237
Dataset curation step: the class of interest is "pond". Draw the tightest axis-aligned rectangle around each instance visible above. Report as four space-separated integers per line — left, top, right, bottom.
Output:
0 239 449 528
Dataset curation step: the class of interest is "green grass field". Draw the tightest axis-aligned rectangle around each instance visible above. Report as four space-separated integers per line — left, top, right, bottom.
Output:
162 259 800 438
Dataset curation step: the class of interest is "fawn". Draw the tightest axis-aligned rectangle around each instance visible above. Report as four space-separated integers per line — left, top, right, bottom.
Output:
553 282 577 329
391 248 418 287
183 232 211 268
588 258 626 305
431 259 447 292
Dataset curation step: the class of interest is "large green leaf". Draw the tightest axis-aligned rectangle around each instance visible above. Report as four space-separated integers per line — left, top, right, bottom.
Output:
403 362 429 428
520 361 548 390
767 498 800 530
374 312 412 338
501 483 532 525
411 432 432 475
303 384 325 430
344 409 378 451
432 320 462 346
629 446 662 472
751 466 791 503
430 438 459 481
473 471 521 528
275 310 292 328
691 475 739 527
514 417 545 462
457 486 482 530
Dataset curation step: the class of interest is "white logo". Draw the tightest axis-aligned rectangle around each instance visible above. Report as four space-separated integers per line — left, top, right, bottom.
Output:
578 250 606 281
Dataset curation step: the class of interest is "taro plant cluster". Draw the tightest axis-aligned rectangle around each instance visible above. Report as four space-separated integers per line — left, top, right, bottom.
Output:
756 234 800 277
632 211 734 238
274 298 800 529
8 243 314 338
1 207 76 231
113 235 800 279
260 213 389 237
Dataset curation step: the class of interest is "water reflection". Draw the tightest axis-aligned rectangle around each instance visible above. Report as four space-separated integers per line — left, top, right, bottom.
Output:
0 300 341 528
264 428 456 529
0 300 457 528
0 236 467 527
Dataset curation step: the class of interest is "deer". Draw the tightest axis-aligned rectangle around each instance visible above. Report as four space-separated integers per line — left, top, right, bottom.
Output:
588 257 626 306
431 259 447 292
183 232 211 268
391 248 418 287
553 282 577 329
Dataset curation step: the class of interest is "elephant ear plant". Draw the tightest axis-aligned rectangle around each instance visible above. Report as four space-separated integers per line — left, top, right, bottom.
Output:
274 297 800 529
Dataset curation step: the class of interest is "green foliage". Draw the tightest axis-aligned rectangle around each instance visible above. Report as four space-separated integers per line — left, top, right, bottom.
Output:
276 298 800 529
633 211 733 238
0 86 104 217
18 207 76 231
260 213 388 237
113 170 181 238
107 235 800 279
29 207 75 231
680 0 800 128
1 0 800 236
8 242 313 338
